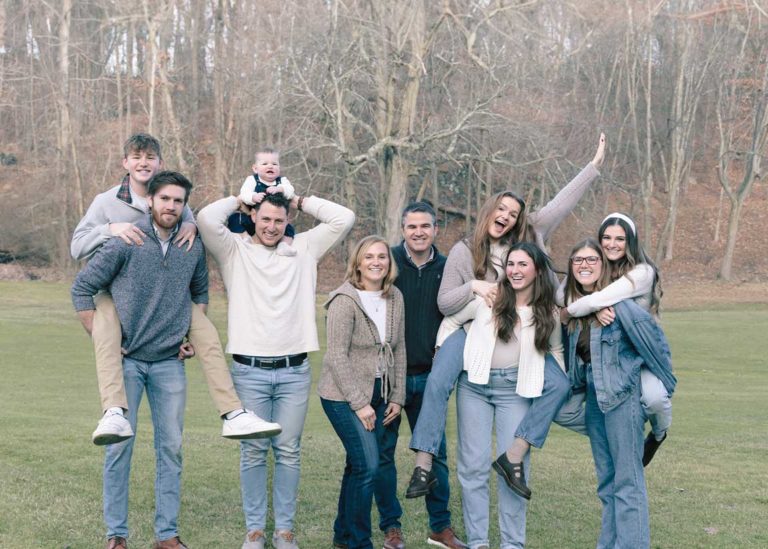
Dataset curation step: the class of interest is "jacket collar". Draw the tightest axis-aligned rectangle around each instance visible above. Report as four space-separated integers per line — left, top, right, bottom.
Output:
394 242 440 270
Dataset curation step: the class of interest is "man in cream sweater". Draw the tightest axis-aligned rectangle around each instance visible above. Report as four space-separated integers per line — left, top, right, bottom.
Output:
198 192 354 549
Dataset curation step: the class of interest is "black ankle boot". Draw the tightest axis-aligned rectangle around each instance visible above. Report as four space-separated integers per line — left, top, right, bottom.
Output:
492 453 531 500
642 431 667 466
405 466 437 498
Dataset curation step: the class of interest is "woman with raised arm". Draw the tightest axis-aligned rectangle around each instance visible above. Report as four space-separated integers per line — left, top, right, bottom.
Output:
317 236 407 549
563 238 675 548
406 133 606 498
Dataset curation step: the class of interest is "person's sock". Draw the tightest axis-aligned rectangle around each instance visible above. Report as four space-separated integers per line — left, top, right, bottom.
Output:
225 408 246 420
415 451 433 472
505 437 530 463
105 407 124 416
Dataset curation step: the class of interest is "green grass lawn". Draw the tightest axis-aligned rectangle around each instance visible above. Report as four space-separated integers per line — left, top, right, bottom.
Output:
1 281 767 548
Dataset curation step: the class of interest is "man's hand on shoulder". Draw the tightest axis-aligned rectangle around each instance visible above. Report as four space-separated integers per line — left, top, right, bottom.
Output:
110 222 146 246
174 222 198 251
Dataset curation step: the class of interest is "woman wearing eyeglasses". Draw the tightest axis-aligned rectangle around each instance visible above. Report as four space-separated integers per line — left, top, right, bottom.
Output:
560 213 671 466
562 238 676 549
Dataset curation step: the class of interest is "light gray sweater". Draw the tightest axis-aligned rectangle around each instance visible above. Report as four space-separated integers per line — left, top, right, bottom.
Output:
437 162 600 315
71 179 195 261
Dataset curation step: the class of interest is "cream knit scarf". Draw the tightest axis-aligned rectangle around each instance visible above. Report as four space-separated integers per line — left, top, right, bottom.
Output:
463 305 546 397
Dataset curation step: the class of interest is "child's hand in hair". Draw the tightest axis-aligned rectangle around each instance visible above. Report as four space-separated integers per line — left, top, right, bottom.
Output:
266 185 284 195
252 192 266 203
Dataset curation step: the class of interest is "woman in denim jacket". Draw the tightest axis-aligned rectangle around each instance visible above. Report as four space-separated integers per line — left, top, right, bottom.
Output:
561 213 672 465
563 238 676 549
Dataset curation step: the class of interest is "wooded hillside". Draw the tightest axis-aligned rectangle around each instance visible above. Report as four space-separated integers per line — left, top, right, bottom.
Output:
0 1 765 281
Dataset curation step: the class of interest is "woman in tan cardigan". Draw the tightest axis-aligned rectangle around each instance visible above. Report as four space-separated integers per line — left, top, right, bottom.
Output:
317 235 407 549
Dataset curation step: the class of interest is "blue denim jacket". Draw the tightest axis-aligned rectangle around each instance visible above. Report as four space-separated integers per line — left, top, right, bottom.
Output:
568 299 677 413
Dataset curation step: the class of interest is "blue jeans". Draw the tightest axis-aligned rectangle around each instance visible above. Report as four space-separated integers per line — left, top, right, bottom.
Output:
375 372 451 534
640 368 672 438
231 358 312 532
457 369 530 549
322 380 389 549
103 357 186 541
410 329 587 458
409 329 466 454
586 368 649 549
514 354 574 447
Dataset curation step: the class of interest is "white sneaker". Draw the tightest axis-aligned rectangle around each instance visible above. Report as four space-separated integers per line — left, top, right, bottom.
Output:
222 409 282 440
92 410 134 446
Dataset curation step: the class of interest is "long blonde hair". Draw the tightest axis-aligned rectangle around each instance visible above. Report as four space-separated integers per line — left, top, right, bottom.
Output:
345 235 398 296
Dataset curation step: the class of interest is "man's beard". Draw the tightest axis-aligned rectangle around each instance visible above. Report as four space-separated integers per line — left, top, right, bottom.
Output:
153 211 179 230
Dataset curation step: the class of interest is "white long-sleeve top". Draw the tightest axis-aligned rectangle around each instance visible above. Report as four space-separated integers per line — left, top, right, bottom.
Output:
239 175 296 203
560 263 655 316
197 195 354 356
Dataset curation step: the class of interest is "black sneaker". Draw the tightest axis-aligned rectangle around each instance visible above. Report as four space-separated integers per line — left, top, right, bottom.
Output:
405 466 437 498
492 453 531 500
642 431 667 467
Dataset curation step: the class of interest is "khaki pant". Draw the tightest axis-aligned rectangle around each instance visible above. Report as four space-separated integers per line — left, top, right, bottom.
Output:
93 293 242 415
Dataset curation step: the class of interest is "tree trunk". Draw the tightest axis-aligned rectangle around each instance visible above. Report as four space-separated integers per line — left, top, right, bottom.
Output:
718 199 742 280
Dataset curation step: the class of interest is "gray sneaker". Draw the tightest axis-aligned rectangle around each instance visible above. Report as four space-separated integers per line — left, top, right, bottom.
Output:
241 530 265 549
272 530 299 549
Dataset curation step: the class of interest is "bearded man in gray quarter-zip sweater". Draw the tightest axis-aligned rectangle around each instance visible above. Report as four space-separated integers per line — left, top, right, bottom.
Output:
71 171 203 549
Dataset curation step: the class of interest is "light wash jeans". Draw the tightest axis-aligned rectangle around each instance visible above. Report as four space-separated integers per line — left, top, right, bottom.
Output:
410 329 587 457
103 357 187 541
586 368 649 549
640 368 672 439
231 358 312 532
456 369 530 549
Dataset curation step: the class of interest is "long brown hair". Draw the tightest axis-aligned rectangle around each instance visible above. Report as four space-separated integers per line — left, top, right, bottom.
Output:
598 215 662 314
345 235 398 296
492 242 556 353
470 191 537 281
564 238 611 334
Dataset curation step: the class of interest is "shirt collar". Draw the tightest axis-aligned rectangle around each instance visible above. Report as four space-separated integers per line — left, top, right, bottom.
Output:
151 219 180 242
116 174 132 204
403 243 434 269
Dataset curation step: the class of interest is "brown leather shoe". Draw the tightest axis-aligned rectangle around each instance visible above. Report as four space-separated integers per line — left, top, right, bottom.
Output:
152 537 188 549
106 537 127 549
383 527 405 549
427 526 468 549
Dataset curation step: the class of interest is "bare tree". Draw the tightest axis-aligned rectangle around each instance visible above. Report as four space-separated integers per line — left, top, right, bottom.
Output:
714 8 768 280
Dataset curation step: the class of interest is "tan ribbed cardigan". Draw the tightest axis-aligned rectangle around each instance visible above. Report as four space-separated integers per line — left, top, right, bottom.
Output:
317 281 407 410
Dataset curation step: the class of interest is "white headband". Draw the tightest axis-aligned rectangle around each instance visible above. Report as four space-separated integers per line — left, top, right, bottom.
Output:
602 213 636 236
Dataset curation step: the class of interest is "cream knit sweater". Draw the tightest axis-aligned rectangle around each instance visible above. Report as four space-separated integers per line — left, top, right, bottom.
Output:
198 195 355 356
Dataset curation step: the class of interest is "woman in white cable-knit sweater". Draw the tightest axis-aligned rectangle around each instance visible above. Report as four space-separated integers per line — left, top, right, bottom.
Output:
449 242 564 549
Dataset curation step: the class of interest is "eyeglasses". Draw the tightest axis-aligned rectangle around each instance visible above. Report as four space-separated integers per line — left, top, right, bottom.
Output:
571 256 601 265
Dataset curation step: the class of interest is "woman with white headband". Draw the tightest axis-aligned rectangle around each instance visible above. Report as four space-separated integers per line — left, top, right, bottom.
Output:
561 212 671 466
